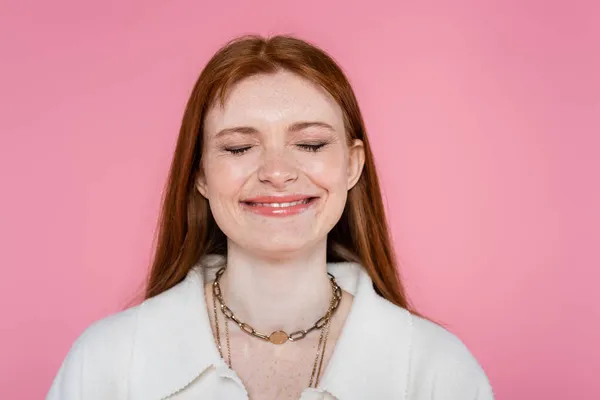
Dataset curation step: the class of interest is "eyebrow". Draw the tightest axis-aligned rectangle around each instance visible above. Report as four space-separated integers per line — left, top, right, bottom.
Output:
213 121 335 138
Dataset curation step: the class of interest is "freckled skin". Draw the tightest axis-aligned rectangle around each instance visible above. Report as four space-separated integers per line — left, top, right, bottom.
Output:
197 70 363 259
196 71 363 399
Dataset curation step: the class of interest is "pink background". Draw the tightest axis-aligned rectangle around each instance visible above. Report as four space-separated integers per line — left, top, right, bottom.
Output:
1 0 599 398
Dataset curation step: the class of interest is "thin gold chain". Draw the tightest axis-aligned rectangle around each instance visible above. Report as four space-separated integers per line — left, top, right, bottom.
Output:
212 289 222 358
224 311 232 367
213 288 232 367
308 294 335 387
316 318 332 385
212 271 341 388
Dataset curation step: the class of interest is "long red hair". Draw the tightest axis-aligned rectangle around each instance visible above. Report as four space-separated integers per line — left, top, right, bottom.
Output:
145 35 417 314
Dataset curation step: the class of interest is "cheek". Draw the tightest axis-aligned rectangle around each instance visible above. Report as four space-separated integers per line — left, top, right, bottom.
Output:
204 155 254 196
300 150 348 190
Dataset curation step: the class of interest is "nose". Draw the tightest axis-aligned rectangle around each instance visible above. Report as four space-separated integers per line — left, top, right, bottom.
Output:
257 151 298 188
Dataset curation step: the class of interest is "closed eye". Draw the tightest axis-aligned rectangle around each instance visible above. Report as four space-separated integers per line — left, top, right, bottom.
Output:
226 146 252 155
297 143 327 152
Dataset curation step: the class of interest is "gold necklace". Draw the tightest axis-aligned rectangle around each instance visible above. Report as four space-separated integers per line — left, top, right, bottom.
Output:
212 267 342 344
211 268 341 388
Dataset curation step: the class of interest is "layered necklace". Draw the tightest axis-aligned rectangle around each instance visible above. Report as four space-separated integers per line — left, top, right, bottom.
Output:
211 267 343 388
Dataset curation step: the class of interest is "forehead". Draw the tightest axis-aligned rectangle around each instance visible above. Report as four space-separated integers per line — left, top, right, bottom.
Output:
204 70 345 135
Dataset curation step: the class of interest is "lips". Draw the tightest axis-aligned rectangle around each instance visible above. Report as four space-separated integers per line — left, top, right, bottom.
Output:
241 195 319 217
242 195 316 204
245 198 312 208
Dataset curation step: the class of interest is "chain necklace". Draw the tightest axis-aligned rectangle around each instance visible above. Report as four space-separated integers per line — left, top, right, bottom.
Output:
212 267 342 344
211 267 342 388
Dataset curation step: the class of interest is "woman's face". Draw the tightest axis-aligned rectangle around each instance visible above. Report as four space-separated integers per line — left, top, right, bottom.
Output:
197 70 364 258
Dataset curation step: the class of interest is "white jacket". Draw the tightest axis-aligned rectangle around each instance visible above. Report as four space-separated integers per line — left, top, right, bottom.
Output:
47 259 494 399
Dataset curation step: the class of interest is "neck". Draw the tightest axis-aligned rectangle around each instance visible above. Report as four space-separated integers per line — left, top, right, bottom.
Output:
218 241 332 335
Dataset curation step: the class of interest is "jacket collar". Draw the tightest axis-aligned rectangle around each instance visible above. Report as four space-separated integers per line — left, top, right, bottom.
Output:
130 256 413 400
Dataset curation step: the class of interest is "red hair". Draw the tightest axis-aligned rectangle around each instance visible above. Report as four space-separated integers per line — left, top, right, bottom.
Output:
145 35 418 314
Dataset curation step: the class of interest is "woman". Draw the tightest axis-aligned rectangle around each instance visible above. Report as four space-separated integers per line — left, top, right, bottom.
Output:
48 35 493 400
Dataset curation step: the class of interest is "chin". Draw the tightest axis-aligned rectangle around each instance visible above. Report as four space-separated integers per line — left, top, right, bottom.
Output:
254 242 309 255
240 238 321 261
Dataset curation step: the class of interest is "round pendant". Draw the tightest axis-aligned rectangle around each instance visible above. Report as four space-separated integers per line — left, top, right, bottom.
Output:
269 330 289 344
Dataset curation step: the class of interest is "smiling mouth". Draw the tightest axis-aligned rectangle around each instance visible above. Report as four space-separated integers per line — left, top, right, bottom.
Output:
243 198 314 207
240 196 319 216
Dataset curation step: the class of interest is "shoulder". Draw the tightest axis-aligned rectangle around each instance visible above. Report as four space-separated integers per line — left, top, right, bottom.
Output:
48 272 205 399
410 314 477 363
62 268 201 358
336 282 494 400
407 314 494 399
47 306 140 399
75 304 140 358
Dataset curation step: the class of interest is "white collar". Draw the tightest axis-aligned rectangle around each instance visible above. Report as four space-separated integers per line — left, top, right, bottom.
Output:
129 256 413 399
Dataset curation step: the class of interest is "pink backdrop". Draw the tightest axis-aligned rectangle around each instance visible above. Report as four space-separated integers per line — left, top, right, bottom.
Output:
1 0 598 398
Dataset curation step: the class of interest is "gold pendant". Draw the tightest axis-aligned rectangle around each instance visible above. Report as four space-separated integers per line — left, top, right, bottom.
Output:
269 330 289 344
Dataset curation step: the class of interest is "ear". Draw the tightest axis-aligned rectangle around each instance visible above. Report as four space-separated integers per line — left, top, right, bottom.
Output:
195 169 209 199
347 139 365 190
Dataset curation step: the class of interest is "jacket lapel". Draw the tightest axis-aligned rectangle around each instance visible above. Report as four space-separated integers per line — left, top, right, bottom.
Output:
318 263 413 400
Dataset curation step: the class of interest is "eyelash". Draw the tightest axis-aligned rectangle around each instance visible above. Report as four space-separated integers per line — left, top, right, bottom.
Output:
225 143 327 155
226 146 252 155
297 143 327 152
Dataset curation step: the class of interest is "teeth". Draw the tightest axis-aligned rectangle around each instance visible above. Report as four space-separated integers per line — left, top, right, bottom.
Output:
250 199 310 207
